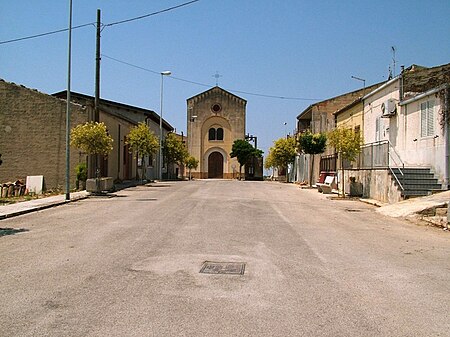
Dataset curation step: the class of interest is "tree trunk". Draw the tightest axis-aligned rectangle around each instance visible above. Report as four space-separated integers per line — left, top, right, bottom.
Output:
309 154 315 187
141 155 146 182
341 155 345 198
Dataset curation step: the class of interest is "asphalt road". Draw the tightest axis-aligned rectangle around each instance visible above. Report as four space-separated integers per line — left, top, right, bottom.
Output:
1 180 449 337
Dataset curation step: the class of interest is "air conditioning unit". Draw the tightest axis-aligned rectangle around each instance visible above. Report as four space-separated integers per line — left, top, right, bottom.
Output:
381 98 397 117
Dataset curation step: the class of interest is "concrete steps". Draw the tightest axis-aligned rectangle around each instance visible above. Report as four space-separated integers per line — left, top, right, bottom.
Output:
390 168 443 198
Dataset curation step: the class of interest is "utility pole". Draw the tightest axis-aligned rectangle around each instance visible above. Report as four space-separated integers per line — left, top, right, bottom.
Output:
90 8 101 179
65 0 73 201
94 9 101 123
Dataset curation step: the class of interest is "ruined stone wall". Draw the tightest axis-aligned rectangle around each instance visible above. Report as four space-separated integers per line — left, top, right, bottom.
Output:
0 80 88 190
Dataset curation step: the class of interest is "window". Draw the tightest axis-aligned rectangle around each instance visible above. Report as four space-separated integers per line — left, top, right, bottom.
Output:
421 100 435 137
375 117 381 141
216 128 224 140
208 127 224 141
208 128 216 141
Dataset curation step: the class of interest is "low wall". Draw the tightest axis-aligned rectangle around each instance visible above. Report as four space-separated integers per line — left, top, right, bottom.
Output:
342 169 402 204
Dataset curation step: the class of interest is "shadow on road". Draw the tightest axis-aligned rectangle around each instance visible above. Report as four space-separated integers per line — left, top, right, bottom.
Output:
0 228 29 237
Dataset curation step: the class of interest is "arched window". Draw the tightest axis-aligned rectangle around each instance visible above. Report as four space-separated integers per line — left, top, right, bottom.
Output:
216 128 224 140
208 128 216 141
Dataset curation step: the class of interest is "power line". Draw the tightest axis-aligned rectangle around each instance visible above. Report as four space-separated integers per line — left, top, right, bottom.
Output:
0 0 201 45
104 0 200 27
0 23 95 45
102 54 321 102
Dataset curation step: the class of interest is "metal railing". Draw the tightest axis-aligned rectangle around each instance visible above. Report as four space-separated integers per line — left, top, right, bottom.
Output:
327 140 405 190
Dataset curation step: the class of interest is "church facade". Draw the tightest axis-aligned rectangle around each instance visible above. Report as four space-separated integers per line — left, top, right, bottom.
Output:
187 87 246 179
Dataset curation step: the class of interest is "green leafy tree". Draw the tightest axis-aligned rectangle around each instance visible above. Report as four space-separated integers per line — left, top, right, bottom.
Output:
297 131 327 186
264 150 276 179
70 122 113 156
268 137 297 182
328 127 363 197
70 122 113 178
125 122 159 181
230 139 263 180
163 133 188 179
185 156 199 180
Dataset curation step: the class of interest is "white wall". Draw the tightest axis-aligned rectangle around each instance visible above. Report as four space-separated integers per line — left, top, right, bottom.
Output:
399 94 446 182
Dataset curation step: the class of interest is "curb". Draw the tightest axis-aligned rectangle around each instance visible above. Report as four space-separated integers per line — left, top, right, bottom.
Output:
0 194 89 220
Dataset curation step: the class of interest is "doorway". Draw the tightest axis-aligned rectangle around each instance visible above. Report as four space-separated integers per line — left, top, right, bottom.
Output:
208 152 224 178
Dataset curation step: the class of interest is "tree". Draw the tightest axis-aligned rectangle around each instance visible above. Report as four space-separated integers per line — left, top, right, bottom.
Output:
264 150 276 179
230 139 263 180
125 122 159 181
163 133 188 179
185 156 199 180
70 122 113 178
267 137 297 182
297 131 327 186
327 127 363 197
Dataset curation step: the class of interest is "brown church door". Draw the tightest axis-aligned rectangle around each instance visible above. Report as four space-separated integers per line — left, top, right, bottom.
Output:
208 152 223 178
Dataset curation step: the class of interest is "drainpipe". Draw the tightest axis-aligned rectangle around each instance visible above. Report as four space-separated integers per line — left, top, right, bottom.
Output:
445 87 450 189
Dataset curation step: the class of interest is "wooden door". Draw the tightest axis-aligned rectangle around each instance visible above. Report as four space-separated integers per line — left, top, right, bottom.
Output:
208 152 223 178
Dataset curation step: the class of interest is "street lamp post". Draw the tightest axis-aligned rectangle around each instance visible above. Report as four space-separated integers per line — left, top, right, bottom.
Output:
159 71 171 181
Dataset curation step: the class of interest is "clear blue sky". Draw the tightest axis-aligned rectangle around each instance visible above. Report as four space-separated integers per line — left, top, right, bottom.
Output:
1 0 449 159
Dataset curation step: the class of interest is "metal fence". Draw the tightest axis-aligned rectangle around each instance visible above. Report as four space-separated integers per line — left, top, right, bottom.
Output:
322 140 394 170
359 141 389 169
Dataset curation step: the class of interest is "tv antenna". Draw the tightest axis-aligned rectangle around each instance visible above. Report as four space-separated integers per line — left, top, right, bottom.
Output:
391 46 397 77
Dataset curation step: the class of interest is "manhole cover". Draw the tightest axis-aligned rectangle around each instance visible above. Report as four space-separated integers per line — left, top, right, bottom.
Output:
200 261 246 275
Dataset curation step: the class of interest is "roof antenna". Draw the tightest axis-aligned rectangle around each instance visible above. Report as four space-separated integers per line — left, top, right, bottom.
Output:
391 46 397 77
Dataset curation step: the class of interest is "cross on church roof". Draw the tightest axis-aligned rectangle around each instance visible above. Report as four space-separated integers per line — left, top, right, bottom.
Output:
212 71 222 86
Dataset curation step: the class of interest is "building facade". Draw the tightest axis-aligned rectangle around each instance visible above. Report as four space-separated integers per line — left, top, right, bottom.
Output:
187 87 246 179
53 91 173 182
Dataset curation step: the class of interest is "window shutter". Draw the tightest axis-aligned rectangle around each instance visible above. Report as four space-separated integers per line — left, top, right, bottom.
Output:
375 117 380 141
421 102 427 137
427 100 435 136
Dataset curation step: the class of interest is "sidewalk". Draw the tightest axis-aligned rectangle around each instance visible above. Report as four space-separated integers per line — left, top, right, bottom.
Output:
0 180 147 220
0 191 90 220
376 190 450 218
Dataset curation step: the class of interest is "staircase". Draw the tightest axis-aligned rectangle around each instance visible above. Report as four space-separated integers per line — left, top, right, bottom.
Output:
390 167 443 198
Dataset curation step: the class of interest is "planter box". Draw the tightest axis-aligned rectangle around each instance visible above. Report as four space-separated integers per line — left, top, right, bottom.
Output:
86 177 114 193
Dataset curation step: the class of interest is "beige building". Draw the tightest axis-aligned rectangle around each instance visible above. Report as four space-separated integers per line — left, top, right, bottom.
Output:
187 87 246 179
0 80 173 191
53 91 173 181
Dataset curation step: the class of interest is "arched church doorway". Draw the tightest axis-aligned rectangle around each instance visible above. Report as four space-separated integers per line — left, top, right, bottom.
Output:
208 152 223 178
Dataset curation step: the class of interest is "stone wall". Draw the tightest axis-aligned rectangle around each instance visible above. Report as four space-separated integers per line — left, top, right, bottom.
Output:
343 168 402 204
0 80 88 190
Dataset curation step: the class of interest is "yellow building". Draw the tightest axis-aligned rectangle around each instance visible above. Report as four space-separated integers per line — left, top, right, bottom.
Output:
334 97 363 134
187 87 246 179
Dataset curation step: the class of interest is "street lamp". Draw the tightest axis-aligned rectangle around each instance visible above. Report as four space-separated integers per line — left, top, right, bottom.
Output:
159 70 171 181
351 75 366 96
